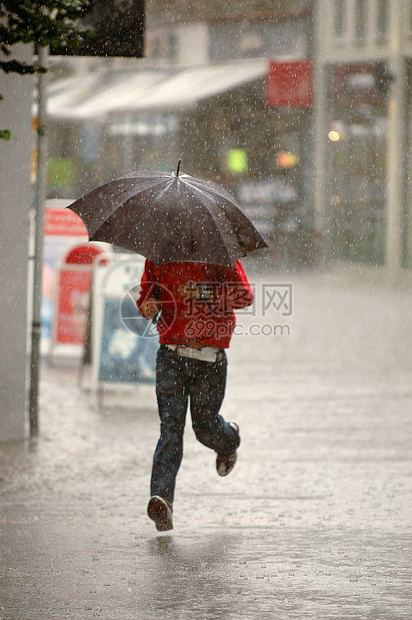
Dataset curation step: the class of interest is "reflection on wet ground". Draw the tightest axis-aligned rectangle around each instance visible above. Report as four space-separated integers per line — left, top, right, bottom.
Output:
0 267 411 618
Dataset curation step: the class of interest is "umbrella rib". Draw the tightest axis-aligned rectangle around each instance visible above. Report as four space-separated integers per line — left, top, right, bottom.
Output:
183 176 237 205
85 177 173 237
187 180 260 246
188 186 238 264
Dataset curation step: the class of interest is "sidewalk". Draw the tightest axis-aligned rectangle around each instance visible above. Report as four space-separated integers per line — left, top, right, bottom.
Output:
0 264 411 619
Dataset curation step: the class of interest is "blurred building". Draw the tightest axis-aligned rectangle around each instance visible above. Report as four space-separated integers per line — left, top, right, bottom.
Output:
45 0 412 273
313 0 412 271
145 0 311 64
46 0 316 265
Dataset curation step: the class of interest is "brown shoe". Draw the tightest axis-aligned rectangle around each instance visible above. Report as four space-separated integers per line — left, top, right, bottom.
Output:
216 423 240 477
147 496 173 531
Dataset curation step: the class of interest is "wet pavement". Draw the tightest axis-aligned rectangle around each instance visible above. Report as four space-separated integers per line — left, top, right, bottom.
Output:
1 262 412 619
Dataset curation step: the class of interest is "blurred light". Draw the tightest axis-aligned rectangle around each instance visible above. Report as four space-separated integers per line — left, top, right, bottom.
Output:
328 130 340 142
47 158 74 187
276 151 299 169
31 148 38 184
227 149 248 174
330 194 341 206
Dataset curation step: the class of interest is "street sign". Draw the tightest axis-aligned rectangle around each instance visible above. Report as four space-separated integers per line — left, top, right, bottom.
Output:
52 243 104 349
90 254 158 407
266 60 313 108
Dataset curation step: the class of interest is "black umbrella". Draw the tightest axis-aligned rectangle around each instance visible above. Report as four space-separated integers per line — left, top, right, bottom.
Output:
67 164 268 267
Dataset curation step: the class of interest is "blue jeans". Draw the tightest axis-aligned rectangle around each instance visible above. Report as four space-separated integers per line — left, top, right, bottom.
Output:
151 345 240 506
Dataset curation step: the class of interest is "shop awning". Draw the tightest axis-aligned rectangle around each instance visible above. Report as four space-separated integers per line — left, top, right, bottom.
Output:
47 58 268 120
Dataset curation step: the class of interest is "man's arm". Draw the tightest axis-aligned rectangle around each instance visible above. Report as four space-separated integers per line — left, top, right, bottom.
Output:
136 260 161 318
219 261 254 310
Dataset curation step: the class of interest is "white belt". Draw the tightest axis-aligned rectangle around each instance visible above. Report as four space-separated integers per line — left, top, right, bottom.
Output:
165 344 220 363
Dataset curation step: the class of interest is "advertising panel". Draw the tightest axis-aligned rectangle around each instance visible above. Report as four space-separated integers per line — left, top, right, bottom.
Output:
55 268 92 344
52 243 105 354
90 254 158 405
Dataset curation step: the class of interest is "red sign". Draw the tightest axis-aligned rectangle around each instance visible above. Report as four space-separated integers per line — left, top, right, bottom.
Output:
54 243 103 345
55 269 92 344
65 243 103 265
266 60 313 108
44 207 88 237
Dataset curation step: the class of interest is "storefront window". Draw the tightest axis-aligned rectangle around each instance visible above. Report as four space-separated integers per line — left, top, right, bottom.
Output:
334 0 347 39
376 0 389 43
409 1 412 38
107 112 181 177
328 64 388 265
355 0 367 44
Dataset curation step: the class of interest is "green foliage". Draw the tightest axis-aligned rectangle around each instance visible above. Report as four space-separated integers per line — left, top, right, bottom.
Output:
0 129 12 140
0 0 91 70
0 1 91 139
0 1 91 51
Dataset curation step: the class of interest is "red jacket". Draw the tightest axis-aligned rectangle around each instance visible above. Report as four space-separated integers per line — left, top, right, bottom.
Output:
136 260 254 349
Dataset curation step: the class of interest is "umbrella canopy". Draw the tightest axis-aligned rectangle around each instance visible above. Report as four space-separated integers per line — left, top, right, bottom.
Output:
66 168 268 267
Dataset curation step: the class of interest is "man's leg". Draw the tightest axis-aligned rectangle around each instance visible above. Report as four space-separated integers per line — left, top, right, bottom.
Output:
189 350 240 456
150 347 188 507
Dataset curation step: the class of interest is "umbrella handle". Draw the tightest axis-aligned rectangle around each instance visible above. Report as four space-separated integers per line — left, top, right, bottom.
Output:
151 309 161 325
176 160 181 177
152 264 163 325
